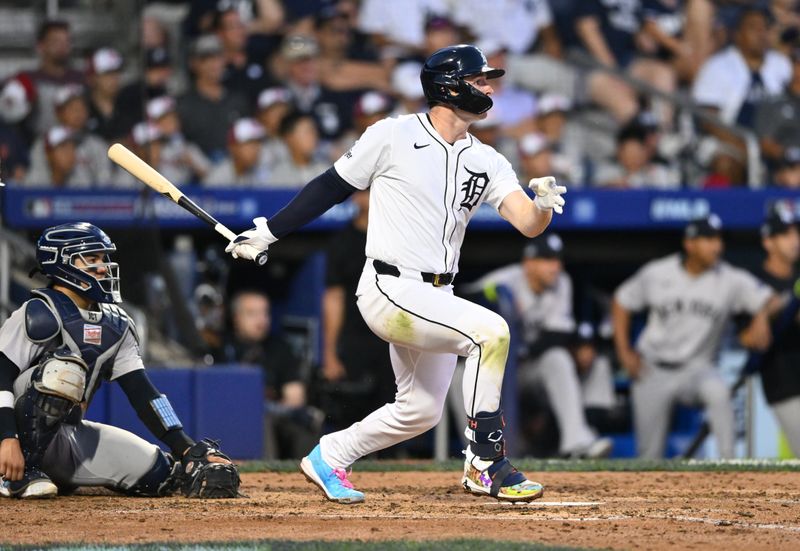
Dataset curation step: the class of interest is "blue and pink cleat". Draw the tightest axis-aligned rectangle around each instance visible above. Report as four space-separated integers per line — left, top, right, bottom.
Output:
300 444 365 504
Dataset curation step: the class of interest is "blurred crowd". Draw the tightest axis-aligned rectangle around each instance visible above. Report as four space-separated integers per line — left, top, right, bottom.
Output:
3 0 800 189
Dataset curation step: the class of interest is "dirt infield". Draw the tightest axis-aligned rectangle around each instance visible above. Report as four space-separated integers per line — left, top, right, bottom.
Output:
3 470 799 550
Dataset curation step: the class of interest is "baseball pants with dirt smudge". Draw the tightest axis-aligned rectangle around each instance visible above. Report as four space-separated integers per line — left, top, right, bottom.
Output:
320 259 509 468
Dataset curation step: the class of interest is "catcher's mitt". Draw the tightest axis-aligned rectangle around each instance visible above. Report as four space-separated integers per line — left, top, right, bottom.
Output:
180 439 242 498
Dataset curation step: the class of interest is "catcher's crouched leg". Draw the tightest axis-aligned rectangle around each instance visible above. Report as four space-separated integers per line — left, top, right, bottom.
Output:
179 439 242 498
122 449 181 497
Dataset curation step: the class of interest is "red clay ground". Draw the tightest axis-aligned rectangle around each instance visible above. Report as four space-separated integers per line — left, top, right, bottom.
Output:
3 471 799 550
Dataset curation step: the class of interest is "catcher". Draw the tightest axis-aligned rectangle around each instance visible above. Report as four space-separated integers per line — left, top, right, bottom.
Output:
0 222 240 499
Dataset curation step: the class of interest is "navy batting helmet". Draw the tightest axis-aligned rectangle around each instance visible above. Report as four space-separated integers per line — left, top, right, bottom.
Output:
420 44 505 114
36 222 121 304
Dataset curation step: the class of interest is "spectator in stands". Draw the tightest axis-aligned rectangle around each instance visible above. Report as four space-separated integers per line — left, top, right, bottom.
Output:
112 46 174 140
0 76 36 183
24 126 88 188
357 0 449 58
535 93 572 144
332 90 393 159
772 147 800 188
23 20 84 134
29 84 110 187
204 118 268 187
693 6 791 183
638 0 700 82
183 0 285 38
315 3 390 93
147 96 212 185
476 41 537 140
85 48 124 141
276 34 355 141
267 110 328 187
422 15 462 57
753 206 800 456
214 289 319 459
213 5 274 102
177 35 250 162
112 122 166 188
756 48 800 171
468 234 614 459
574 0 676 126
594 120 680 189
320 189 395 431
389 61 426 116
517 132 575 187
255 86 293 139
612 214 774 458
254 87 292 179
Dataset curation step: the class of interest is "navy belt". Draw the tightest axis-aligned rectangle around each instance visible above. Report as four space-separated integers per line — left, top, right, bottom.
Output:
373 259 454 287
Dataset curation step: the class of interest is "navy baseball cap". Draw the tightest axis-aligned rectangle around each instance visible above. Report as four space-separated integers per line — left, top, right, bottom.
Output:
523 233 563 259
761 205 797 238
685 213 723 239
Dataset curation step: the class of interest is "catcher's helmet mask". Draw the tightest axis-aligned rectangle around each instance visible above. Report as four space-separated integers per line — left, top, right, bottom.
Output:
420 44 505 115
36 222 122 304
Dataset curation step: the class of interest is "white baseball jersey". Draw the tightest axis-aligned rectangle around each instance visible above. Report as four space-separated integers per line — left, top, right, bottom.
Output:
333 113 522 275
615 253 771 366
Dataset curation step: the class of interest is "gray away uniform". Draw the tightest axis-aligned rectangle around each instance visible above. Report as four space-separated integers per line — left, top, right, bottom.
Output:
615 253 771 458
474 265 610 454
0 289 169 493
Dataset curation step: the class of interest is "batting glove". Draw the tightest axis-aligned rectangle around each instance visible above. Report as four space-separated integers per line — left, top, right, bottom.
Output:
225 216 278 261
529 176 567 215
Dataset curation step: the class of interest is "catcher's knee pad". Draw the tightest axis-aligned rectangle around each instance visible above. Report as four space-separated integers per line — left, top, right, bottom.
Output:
15 349 87 465
465 409 506 460
123 449 179 497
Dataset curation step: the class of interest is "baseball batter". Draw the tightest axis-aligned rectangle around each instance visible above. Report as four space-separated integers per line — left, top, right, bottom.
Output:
0 223 239 499
612 214 773 459
226 44 567 503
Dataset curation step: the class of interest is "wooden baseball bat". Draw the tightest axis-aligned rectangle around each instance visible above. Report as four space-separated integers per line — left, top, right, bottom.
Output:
108 143 267 266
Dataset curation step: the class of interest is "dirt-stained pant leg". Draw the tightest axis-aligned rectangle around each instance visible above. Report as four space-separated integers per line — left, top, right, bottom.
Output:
320 261 509 469
772 396 800 457
42 420 164 492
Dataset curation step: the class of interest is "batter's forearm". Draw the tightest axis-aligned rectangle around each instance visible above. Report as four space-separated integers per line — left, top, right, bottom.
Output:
268 167 359 238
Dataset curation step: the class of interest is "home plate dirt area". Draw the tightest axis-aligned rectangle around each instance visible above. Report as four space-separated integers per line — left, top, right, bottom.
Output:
2 470 799 550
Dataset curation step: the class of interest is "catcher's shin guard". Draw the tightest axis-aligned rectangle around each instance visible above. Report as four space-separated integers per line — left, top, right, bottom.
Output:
14 349 87 469
462 409 543 502
123 449 180 497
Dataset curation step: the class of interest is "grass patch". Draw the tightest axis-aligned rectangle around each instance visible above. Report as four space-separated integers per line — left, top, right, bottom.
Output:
11 542 597 551
240 458 800 474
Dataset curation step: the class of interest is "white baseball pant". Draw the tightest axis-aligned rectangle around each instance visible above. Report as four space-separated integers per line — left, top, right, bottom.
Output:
320 259 510 468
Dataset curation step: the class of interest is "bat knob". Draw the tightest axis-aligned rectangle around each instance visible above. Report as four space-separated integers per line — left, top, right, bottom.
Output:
256 252 269 266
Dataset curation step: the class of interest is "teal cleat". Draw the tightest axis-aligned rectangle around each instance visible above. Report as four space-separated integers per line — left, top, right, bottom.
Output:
300 444 364 504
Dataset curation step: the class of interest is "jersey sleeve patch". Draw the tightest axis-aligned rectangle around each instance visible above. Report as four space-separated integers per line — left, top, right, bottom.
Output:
24 298 62 344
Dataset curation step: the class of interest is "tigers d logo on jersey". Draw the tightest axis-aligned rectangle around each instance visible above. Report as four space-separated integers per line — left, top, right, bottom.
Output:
460 167 489 211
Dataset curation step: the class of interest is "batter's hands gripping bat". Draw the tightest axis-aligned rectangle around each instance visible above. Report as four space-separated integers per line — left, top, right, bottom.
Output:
107 143 267 266
681 279 800 458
